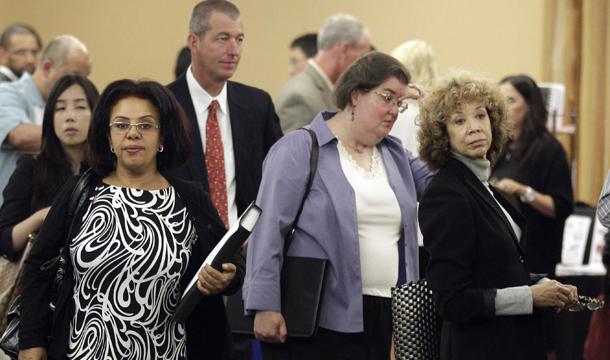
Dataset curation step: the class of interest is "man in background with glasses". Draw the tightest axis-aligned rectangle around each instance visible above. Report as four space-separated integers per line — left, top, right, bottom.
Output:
0 24 42 84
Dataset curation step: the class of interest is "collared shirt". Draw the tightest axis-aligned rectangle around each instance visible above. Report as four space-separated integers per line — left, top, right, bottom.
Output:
186 66 238 227
598 168 610 228
0 72 45 203
0 66 19 82
308 58 333 91
243 111 435 333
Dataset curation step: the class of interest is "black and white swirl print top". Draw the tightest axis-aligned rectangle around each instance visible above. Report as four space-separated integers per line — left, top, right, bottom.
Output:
68 184 196 360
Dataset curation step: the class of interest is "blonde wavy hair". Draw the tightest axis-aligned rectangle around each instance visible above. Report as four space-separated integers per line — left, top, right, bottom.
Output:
417 70 512 170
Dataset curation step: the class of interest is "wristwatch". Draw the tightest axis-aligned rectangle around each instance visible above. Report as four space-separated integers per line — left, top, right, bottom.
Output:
520 186 536 203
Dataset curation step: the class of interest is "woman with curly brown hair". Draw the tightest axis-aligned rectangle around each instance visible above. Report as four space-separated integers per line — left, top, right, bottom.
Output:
417 71 578 360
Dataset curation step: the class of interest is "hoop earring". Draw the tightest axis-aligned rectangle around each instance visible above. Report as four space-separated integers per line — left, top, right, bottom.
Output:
110 146 115 153
158 145 164 153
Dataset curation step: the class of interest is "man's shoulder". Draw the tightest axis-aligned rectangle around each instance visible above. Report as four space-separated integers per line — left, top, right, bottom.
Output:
278 69 318 96
227 80 271 100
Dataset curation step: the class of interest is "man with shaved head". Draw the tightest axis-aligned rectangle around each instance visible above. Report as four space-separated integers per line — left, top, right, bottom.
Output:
0 35 92 201
0 24 42 83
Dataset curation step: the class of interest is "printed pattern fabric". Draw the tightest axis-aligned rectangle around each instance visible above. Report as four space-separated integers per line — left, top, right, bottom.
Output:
67 184 196 360
205 100 229 228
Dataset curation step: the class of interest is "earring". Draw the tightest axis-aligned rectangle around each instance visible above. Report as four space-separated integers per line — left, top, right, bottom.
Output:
158 145 164 153
110 146 115 153
351 107 355 121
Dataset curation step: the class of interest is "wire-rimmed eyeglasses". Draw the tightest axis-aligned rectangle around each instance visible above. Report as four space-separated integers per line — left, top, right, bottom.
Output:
368 90 408 113
109 122 161 134
568 295 605 312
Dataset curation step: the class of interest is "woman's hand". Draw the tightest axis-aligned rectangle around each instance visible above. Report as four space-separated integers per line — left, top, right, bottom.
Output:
19 347 47 360
12 206 51 253
530 280 578 311
196 263 236 296
494 178 557 218
254 310 288 343
405 83 425 101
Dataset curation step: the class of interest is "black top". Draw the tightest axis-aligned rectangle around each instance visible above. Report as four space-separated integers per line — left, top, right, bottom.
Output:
420 158 545 360
0 155 86 261
491 138 573 276
19 173 245 360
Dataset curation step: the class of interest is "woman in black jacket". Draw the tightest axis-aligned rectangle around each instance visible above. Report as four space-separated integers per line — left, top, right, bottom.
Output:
417 71 578 360
19 79 245 360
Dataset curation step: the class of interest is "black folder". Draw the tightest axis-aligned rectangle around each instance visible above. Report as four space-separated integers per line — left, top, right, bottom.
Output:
173 202 261 324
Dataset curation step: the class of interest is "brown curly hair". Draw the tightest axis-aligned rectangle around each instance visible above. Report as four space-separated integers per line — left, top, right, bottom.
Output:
417 70 512 170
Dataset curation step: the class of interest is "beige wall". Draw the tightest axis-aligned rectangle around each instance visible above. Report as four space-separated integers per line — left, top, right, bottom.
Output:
1 0 545 97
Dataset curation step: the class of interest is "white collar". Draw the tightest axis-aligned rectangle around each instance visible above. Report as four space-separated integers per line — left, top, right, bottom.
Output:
0 66 19 81
308 58 334 91
186 65 229 116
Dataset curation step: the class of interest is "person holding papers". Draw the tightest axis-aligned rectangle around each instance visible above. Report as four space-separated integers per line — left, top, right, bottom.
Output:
19 79 245 360
244 52 435 359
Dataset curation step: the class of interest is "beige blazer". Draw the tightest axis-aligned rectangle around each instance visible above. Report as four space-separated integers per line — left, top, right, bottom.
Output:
275 63 339 133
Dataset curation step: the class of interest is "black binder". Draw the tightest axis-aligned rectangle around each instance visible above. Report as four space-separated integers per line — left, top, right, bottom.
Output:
173 202 261 324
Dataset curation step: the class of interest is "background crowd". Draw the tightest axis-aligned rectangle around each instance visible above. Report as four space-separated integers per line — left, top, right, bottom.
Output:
0 1 608 360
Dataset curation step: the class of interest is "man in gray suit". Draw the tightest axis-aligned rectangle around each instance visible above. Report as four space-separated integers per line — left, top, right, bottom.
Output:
275 14 371 133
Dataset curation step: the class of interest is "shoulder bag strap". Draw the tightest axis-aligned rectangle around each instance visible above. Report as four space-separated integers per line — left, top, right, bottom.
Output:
282 128 318 256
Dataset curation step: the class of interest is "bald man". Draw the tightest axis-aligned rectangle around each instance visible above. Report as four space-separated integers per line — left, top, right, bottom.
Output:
0 35 92 202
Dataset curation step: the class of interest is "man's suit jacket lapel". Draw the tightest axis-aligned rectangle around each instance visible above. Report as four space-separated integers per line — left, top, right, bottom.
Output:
170 74 210 192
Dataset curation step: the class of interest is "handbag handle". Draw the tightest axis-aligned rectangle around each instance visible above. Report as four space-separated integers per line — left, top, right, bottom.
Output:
282 128 318 256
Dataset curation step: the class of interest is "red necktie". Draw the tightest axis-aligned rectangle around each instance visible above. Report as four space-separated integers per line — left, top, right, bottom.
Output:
205 100 229 228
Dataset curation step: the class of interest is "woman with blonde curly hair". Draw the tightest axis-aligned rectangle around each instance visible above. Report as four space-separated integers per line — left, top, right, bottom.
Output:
417 71 578 360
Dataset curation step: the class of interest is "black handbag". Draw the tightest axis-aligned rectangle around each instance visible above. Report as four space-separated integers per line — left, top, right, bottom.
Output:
0 170 93 358
228 128 328 338
391 279 443 360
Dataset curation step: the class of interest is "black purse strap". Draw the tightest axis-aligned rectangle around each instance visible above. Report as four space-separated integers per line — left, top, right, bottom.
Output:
282 128 318 256
42 169 94 311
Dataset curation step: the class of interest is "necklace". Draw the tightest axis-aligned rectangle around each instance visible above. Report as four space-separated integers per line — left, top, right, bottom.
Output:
347 144 364 154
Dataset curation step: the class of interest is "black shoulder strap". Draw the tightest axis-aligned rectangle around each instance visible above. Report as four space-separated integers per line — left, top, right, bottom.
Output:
41 170 95 272
283 128 318 256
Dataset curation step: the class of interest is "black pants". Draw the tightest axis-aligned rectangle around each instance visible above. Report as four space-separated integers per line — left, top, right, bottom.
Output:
260 295 392 360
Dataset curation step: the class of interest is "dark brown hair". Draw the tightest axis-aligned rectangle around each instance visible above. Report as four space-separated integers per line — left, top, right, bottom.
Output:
87 79 193 176
332 51 410 110
34 74 99 199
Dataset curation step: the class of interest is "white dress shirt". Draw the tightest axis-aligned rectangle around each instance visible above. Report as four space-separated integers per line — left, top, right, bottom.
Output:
186 66 238 227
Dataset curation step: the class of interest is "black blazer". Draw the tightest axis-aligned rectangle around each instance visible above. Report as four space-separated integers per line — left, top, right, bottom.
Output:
166 74 283 216
20 173 245 360
419 158 546 360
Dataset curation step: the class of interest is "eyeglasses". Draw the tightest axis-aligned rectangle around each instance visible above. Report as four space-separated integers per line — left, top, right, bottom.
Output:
569 295 605 312
109 122 160 134
368 90 408 113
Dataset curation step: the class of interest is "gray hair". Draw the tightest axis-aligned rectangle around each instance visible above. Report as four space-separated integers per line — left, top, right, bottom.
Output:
189 0 241 37
39 35 88 68
317 14 364 51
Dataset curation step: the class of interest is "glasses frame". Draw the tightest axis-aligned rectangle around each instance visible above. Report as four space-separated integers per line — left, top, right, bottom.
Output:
569 295 605 312
368 90 408 113
109 122 161 134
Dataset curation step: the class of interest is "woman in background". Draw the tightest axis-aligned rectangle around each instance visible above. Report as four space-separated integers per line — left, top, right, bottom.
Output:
418 71 577 359
0 74 98 261
492 75 573 359
389 39 438 156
